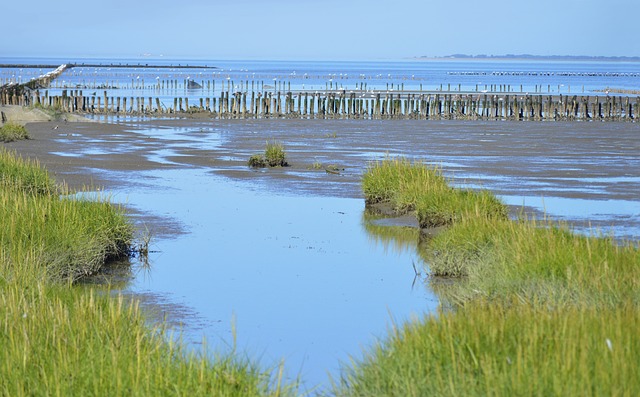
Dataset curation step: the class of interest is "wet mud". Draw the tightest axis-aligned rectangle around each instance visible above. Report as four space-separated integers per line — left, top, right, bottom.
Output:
8 117 640 240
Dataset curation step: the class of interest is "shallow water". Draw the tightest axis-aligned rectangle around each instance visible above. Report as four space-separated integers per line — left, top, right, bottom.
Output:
103 167 436 390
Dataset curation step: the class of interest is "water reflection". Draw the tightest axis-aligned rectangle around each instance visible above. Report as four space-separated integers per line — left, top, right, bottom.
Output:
99 167 438 390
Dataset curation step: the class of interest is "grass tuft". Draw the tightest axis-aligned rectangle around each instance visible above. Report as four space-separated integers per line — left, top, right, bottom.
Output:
264 140 288 167
0 122 30 142
248 141 288 168
362 157 508 226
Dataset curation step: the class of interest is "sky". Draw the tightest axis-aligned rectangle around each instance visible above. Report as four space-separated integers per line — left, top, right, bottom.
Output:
4 0 640 60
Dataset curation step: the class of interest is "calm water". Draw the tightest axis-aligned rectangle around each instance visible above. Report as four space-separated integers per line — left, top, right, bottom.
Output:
2 57 640 105
103 167 435 390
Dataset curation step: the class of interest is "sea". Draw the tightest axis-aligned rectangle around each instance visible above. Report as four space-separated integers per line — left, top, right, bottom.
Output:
2 57 640 103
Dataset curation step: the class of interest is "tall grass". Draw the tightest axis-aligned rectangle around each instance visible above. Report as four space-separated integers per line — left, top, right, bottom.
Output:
428 217 640 307
343 156 640 396
0 148 55 195
0 282 292 396
1 148 133 284
0 148 294 396
362 158 507 227
333 301 640 397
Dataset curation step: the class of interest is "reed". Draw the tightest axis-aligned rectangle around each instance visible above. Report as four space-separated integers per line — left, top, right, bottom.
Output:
0 122 30 142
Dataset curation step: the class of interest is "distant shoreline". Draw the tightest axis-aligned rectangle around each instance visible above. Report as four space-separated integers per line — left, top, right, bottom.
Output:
0 63 217 70
416 54 640 62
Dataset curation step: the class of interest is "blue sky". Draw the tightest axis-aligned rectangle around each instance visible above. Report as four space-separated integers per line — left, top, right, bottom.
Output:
4 0 639 60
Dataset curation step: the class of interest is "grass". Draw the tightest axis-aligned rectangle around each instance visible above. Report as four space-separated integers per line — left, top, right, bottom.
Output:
428 217 640 307
362 157 508 227
333 301 640 397
1 148 133 284
343 156 640 396
0 148 295 396
0 122 30 142
248 141 288 168
248 154 267 168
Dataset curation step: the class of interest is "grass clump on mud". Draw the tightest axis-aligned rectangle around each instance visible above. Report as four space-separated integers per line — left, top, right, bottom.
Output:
345 156 640 396
248 140 288 168
0 122 30 142
0 148 295 396
363 157 507 228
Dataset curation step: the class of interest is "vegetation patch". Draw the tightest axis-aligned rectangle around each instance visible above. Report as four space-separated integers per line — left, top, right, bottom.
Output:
428 216 640 307
248 141 288 168
362 157 508 226
1 148 133 284
333 301 640 397
0 148 295 395
349 156 640 396
0 122 30 142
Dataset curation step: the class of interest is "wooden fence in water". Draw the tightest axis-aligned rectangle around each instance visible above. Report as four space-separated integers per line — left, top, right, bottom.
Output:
2 87 640 122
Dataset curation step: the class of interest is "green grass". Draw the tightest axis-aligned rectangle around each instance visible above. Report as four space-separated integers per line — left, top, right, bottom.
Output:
0 122 30 142
362 157 508 227
0 283 292 397
428 217 640 308
333 301 640 397
264 140 287 167
0 148 295 396
248 141 288 168
344 156 640 397
1 149 133 284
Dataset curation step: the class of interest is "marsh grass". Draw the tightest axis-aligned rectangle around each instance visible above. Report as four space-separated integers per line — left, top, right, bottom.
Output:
333 301 640 397
363 158 508 226
248 154 267 168
1 149 133 284
429 217 640 307
264 140 287 167
0 148 57 195
1 149 294 396
248 141 288 168
0 122 30 142
0 282 293 396
348 156 640 396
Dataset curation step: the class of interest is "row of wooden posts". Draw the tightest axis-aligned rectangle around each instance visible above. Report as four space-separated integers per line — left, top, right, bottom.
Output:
3 88 640 122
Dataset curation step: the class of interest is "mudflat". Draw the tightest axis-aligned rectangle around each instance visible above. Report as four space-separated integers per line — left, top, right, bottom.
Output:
5 116 640 239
